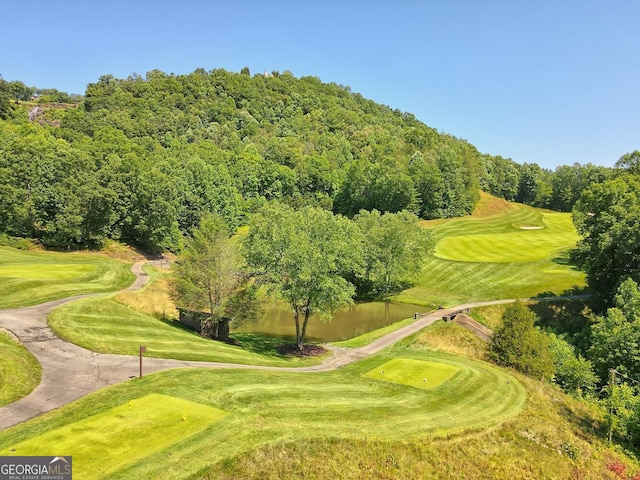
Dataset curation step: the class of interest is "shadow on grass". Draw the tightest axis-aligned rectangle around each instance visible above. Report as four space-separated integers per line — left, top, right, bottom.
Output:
551 251 584 271
231 333 298 358
154 314 296 359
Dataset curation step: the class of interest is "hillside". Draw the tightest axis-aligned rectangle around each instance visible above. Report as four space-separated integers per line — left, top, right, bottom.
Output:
0 69 484 252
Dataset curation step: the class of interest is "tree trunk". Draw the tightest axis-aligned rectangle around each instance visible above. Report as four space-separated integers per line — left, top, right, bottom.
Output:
298 309 311 351
218 318 230 339
294 306 302 350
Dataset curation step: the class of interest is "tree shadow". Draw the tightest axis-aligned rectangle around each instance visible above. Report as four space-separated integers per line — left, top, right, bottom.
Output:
152 312 307 359
230 332 297 358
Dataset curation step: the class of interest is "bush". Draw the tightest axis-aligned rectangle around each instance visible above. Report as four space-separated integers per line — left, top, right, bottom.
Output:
489 301 555 380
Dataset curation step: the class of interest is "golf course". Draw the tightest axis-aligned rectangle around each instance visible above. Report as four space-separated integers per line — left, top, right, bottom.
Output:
0 194 624 479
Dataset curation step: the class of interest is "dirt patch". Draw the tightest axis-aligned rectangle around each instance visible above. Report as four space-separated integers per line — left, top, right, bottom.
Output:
277 344 327 357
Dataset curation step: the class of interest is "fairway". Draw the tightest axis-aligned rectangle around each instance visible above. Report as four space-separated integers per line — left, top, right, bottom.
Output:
0 350 525 479
1 394 226 479
365 358 460 390
0 247 134 308
395 194 586 306
434 212 579 263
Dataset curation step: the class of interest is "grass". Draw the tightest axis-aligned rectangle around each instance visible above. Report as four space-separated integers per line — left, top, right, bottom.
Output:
0 331 41 406
113 264 178 320
4 394 226 479
364 358 461 390
49 264 323 366
0 247 134 308
195 322 639 480
332 316 419 348
394 192 586 307
0 342 525 480
48 296 322 367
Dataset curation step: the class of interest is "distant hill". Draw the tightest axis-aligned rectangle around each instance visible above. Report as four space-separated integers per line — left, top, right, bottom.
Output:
0 68 613 251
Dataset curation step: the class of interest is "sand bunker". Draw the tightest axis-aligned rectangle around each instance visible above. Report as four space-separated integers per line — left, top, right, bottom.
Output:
518 226 543 230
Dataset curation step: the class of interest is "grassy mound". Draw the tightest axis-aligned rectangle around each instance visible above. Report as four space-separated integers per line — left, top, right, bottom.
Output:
0 347 524 479
0 331 41 406
196 322 639 480
48 296 321 367
0 247 134 308
396 193 585 306
4 394 226 479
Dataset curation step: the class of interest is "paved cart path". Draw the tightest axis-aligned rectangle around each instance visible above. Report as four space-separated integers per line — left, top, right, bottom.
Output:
0 263 585 430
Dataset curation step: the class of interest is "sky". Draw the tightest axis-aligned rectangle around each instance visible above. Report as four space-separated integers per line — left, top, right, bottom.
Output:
1 0 638 170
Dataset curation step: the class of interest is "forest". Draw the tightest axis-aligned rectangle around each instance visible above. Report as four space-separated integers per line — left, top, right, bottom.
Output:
0 69 615 252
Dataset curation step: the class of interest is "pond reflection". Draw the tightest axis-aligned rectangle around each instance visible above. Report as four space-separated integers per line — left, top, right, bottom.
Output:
236 301 426 342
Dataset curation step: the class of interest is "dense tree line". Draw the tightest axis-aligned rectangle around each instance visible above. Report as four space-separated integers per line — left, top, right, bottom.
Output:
479 155 613 212
0 69 483 251
0 68 622 250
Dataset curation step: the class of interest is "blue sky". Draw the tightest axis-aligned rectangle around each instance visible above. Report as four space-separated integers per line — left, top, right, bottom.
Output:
1 1 638 169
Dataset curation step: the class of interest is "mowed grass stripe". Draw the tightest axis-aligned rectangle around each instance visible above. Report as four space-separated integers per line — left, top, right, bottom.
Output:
0 350 525 479
48 297 320 367
0 247 134 309
1 394 226 480
434 211 579 263
396 194 585 306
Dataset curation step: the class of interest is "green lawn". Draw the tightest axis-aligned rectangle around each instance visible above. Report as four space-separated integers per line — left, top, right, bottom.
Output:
0 331 41 406
394 196 586 307
48 297 322 367
365 358 460 390
0 247 134 308
0 347 525 480
5 394 226 479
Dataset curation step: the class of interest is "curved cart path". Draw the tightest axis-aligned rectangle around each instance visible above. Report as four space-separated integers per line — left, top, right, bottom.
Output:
0 263 585 430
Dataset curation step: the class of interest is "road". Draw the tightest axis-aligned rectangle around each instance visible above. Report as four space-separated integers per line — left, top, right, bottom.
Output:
0 263 582 430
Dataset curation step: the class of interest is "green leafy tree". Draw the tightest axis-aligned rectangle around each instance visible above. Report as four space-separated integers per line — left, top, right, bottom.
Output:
171 214 258 338
334 160 417 216
572 175 640 307
547 333 597 395
0 77 12 119
615 150 640 175
589 278 640 381
604 382 638 444
353 209 434 297
489 301 555 380
243 203 362 350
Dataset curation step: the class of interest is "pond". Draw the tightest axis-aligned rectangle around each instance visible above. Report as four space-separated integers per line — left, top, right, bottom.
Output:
236 301 427 342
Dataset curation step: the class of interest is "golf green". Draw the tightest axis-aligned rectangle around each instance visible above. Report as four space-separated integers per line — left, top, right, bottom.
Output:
365 358 460 390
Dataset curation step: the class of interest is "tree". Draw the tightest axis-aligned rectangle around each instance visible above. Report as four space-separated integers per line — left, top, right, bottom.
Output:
171 214 258 339
243 203 362 350
589 278 640 381
489 301 555 380
334 160 418 216
0 77 12 119
353 209 434 297
547 333 597 395
572 175 640 307
615 150 640 175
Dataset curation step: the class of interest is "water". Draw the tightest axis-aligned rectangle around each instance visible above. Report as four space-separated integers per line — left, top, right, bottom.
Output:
236 301 426 342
